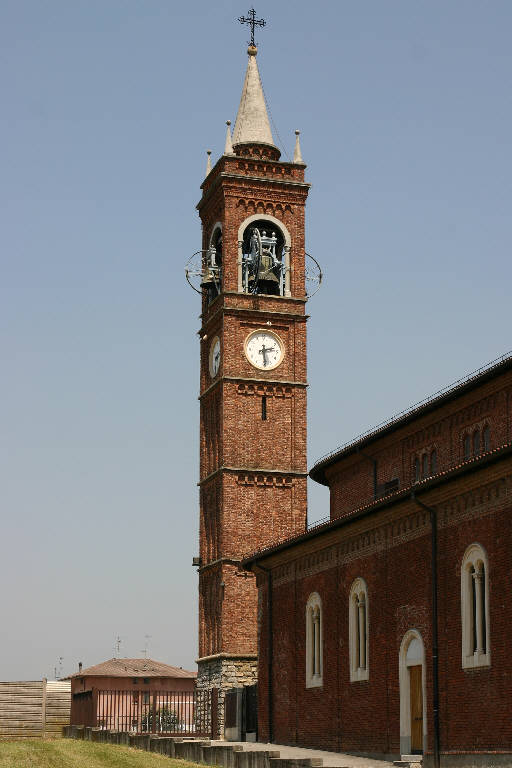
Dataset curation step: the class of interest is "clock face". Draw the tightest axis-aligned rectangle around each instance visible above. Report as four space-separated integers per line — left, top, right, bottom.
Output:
209 336 221 378
244 330 284 371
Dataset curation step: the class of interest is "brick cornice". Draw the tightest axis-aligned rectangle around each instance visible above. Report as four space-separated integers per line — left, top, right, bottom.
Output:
199 375 308 400
196 653 258 664
200 301 307 334
199 465 308 486
242 445 512 569
197 172 310 211
265 471 512 587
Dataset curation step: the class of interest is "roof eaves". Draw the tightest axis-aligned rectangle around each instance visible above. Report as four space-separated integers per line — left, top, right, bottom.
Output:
310 352 512 485
243 441 512 568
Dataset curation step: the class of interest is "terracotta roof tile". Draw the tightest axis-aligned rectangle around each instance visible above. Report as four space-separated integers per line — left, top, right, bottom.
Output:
70 658 196 679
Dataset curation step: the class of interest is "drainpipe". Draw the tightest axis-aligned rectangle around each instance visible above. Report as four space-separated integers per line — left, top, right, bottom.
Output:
412 492 440 768
255 564 273 743
356 448 378 500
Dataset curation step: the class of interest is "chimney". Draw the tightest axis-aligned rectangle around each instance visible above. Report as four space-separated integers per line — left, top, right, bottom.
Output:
78 662 82 674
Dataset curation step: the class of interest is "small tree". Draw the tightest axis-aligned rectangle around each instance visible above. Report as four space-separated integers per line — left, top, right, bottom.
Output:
141 706 179 733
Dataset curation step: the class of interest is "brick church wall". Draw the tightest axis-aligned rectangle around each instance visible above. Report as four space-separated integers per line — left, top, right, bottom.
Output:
250 362 512 760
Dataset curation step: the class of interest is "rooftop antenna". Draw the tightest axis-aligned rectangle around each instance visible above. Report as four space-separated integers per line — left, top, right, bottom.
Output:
57 656 63 679
115 636 122 658
140 634 152 659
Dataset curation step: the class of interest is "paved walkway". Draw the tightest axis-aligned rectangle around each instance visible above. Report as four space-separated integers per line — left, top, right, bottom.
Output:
211 740 396 768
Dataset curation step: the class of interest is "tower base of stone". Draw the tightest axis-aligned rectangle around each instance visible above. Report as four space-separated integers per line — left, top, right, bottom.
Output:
196 655 258 739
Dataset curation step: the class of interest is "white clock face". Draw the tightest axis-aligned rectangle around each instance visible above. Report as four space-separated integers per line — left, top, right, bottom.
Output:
245 330 284 371
209 336 221 378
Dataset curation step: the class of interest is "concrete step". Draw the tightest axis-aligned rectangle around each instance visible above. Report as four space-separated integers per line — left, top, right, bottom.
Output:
393 758 422 768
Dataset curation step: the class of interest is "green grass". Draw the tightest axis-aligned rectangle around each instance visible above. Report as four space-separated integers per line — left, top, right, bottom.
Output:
0 739 200 768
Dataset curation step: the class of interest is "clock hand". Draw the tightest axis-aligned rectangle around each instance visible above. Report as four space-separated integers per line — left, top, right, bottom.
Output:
259 344 275 366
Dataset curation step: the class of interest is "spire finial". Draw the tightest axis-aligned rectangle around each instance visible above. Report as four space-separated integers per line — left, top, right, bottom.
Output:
293 130 304 164
205 150 212 177
224 121 234 155
238 7 266 50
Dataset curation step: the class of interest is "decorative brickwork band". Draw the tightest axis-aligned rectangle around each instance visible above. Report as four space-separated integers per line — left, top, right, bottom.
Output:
237 382 293 397
236 473 294 488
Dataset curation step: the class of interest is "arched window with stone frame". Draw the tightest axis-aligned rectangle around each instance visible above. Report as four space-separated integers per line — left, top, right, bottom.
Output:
349 578 369 681
305 592 323 688
461 543 490 668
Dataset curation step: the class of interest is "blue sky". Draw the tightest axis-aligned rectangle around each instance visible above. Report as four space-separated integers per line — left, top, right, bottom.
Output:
1 0 511 680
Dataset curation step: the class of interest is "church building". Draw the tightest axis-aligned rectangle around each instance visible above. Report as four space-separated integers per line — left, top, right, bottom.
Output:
191 16 512 768
243 353 512 766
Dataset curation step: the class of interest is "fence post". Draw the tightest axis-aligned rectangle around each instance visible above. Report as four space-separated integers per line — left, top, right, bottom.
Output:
151 692 157 734
41 678 47 738
92 689 98 728
211 688 219 740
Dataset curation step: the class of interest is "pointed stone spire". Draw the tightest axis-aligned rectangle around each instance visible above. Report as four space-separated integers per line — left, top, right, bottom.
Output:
293 130 304 164
205 150 212 177
224 120 234 155
232 46 276 150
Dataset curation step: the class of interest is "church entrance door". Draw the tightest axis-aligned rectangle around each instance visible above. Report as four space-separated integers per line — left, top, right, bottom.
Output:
409 665 423 753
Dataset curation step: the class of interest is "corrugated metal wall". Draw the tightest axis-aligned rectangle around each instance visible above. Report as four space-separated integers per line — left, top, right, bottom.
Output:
0 679 70 738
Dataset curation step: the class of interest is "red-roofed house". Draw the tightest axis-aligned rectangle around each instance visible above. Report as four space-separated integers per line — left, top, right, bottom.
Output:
70 658 196 733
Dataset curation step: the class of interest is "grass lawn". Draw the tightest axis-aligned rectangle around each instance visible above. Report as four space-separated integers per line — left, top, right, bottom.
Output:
0 739 200 768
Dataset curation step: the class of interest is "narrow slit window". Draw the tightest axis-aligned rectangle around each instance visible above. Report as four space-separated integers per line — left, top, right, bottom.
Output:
483 425 490 452
430 449 437 474
414 458 420 482
464 434 471 460
473 430 480 456
349 578 369 681
261 395 267 420
422 453 429 478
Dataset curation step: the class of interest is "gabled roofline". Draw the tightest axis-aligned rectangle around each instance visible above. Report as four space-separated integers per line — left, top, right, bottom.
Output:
310 351 512 486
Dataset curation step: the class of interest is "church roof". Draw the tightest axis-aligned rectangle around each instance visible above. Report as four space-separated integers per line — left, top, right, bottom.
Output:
69 658 196 679
232 46 276 150
242 440 512 568
310 351 512 486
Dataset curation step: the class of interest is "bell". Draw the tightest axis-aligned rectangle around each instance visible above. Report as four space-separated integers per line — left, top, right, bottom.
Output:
249 249 280 294
200 266 217 290
201 246 220 293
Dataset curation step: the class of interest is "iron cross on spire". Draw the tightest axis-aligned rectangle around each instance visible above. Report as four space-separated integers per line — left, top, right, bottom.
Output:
238 7 266 48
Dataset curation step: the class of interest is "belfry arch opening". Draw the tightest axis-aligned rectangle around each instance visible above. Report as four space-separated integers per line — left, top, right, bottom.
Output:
237 214 291 297
202 223 223 304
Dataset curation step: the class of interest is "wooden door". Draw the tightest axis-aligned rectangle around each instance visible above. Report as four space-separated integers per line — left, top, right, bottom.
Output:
409 665 423 753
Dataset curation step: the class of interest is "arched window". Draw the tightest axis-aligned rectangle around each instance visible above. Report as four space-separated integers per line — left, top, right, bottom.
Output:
473 430 480 456
463 434 471 460
414 458 420 483
461 543 490 668
430 449 437 474
306 592 323 687
349 578 369 681
483 425 490 452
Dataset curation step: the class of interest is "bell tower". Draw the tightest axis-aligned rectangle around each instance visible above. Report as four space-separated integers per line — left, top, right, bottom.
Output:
189 21 317 736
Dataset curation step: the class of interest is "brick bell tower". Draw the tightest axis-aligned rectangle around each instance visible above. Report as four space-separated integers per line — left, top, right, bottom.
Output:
191 25 313 735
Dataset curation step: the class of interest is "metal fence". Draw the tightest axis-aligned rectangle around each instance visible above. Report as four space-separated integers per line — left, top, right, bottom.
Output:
71 688 215 737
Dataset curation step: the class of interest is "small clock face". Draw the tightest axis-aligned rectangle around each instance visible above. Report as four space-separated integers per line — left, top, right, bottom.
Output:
245 330 284 371
209 336 221 378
